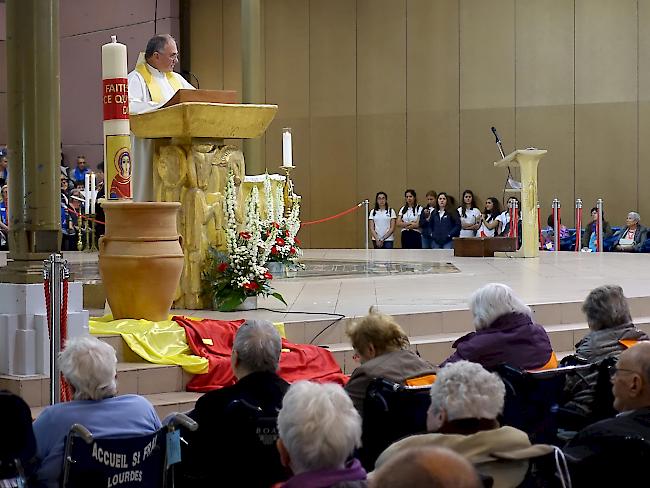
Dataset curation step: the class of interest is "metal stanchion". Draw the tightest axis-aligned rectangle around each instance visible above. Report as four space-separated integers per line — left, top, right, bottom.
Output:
552 199 561 253
575 199 583 251
596 198 604 253
537 202 542 250
43 253 69 405
364 199 369 251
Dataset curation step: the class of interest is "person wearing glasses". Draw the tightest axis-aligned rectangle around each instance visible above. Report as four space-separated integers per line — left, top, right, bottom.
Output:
128 34 195 201
564 342 650 486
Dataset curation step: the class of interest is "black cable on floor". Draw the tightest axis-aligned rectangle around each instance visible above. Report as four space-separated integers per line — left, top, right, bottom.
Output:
257 308 347 345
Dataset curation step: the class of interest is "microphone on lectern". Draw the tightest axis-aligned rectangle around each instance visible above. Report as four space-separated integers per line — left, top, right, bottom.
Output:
491 126 506 159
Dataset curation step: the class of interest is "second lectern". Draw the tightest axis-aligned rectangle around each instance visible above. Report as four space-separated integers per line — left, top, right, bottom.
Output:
494 149 547 258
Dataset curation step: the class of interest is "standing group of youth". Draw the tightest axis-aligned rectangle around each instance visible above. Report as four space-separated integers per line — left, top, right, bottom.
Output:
368 190 517 249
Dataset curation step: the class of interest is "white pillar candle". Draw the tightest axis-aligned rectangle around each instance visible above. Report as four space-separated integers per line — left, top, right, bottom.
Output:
102 35 132 200
84 173 91 214
90 173 97 214
282 128 293 167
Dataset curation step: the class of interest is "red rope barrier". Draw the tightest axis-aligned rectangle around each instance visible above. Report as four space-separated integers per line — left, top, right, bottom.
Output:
67 207 105 225
301 203 364 226
44 277 72 402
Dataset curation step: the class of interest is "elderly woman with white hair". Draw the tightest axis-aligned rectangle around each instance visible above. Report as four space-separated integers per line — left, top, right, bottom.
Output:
440 283 554 371
374 361 551 488
613 211 647 252
33 336 161 488
275 381 367 488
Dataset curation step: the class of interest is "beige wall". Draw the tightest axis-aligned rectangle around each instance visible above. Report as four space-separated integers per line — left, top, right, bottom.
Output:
194 1 648 247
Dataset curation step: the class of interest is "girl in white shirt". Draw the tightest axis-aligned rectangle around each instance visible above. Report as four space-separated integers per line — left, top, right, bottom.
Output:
397 189 423 249
369 191 397 249
457 190 482 238
477 197 502 237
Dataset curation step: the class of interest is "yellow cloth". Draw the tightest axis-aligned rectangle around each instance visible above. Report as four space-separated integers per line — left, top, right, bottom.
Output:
134 61 183 104
89 315 209 374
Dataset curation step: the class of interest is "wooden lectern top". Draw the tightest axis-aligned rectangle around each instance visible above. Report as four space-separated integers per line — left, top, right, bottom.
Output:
162 89 239 108
494 149 547 168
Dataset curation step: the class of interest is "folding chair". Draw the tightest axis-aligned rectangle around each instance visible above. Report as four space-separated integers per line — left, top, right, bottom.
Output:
358 378 432 471
0 391 37 487
61 413 197 488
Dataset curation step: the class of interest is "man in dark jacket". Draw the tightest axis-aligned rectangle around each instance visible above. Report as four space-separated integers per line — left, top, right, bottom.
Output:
564 342 650 486
178 320 290 487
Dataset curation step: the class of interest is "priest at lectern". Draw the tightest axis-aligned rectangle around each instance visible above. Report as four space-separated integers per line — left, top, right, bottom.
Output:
128 34 194 201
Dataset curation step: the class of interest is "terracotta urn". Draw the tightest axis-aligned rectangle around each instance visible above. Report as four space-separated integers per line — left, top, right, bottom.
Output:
98 201 184 321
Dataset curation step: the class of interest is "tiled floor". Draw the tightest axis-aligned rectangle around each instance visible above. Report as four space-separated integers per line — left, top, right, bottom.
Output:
45 248 650 322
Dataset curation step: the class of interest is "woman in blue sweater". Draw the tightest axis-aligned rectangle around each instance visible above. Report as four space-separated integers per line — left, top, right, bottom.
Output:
427 192 461 249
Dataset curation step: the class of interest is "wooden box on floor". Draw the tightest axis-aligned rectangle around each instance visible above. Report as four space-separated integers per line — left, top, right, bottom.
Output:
453 237 517 257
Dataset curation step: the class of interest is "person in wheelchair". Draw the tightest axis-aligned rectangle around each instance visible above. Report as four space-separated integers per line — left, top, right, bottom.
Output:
441 283 554 371
33 337 161 488
178 319 290 487
564 342 650 486
344 307 434 415
374 361 551 488
562 285 648 420
275 381 367 488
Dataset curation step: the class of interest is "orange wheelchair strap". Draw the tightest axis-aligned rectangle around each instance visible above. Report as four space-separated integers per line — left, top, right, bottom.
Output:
405 374 436 387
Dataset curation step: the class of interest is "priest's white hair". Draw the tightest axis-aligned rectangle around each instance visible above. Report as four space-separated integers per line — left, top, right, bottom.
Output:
469 282 532 330
429 360 505 421
277 381 362 474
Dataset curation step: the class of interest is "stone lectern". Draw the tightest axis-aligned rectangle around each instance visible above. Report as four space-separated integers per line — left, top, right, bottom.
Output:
494 149 547 258
130 95 278 309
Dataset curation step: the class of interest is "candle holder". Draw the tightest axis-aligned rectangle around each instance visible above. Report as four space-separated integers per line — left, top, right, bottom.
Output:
84 217 91 252
280 165 296 218
90 215 99 252
76 220 84 251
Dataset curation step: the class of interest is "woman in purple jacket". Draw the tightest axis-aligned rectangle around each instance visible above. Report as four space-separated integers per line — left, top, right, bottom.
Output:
441 283 554 370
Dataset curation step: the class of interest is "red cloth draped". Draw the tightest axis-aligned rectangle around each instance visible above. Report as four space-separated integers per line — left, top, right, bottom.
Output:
173 316 348 392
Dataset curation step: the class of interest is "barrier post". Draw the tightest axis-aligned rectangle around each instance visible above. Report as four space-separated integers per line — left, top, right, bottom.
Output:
537 202 542 250
364 199 369 251
575 199 583 251
552 199 560 252
44 254 62 404
596 198 604 253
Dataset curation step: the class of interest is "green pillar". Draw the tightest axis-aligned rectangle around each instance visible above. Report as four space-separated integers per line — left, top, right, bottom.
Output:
0 0 61 283
241 0 266 175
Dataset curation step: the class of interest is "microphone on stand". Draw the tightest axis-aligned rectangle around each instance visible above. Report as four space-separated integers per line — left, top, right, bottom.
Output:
491 126 506 160
181 70 201 89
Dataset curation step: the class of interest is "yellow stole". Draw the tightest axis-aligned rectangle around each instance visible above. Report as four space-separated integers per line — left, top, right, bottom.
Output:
135 61 183 104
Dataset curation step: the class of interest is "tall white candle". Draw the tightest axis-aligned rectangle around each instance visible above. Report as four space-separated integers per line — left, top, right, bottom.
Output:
84 174 91 214
282 128 293 167
90 173 97 214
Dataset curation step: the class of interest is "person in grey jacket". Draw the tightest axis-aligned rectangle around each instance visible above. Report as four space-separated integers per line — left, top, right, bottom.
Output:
612 212 647 252
562 285 648 419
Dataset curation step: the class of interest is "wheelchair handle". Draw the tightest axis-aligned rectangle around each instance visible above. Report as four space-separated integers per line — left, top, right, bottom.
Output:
166 412 198 432
70 423 94 444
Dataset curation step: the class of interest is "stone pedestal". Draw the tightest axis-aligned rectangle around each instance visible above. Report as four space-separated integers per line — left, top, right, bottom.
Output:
0 282 89 376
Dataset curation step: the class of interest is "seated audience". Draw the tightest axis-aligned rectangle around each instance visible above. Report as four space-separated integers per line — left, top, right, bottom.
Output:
564 342 650 486
375 361 551 488
371 446 481 488
275 381 367 487
563 285 648 418
72 155 89 183
0 153 8 186
458 190 482 238
426 192 461 249
613 211 647 252
541 213 569 250
33 336 160 488
0 185 8 250
344 308 434 414
477 197 502 237
180 320 289 488
441 283 554 370
582 207 613 251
